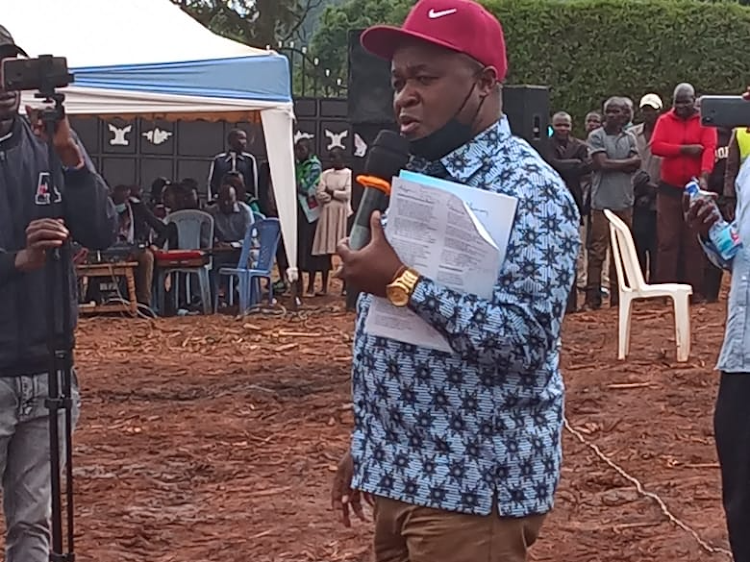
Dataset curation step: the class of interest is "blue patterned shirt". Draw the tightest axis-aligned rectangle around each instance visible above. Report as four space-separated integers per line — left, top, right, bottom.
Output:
350 118 580 517
701 158 750 373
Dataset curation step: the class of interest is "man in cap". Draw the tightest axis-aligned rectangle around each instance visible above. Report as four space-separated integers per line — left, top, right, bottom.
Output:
629 93 663 280
0 26 116 561
330 1 580 560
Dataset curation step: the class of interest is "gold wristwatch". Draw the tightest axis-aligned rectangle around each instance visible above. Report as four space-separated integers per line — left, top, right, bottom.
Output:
386 267 421 307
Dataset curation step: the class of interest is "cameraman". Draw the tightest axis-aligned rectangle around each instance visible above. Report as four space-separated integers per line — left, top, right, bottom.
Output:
0 27 116 562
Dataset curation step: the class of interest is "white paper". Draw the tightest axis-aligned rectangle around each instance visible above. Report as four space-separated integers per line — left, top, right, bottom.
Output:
397 170 517 265
364 174 518 352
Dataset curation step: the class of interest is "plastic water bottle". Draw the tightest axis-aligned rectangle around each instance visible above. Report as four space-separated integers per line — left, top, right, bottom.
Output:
685 179 742 261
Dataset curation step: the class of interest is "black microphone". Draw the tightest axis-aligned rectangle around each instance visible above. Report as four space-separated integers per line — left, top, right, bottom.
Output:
348 130 410 251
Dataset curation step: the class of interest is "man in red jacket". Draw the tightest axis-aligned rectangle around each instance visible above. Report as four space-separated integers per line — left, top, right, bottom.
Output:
650 83 717 300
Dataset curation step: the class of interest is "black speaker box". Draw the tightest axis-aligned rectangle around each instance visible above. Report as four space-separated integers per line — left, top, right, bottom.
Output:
502 85 549 155
348 29 395 126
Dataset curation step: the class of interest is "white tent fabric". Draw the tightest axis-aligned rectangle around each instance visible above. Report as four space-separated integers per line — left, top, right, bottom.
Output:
4 0 299 281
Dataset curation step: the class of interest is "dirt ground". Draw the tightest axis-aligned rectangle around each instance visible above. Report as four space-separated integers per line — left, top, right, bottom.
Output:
34 292 734 561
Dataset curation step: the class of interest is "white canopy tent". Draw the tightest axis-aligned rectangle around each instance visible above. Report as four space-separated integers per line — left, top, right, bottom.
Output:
4 0 298 281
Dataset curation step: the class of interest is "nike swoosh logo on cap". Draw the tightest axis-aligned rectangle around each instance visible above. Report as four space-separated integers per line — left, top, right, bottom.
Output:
427 8 458 18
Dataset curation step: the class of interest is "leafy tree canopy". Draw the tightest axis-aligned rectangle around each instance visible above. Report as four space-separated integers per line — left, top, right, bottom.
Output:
171 0 325 47
311 0 750 122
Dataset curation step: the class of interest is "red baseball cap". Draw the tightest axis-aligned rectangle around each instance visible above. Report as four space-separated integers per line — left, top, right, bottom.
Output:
361 0 507 82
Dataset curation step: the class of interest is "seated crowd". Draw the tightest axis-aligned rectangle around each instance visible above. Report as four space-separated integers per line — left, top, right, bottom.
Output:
82 135 354 315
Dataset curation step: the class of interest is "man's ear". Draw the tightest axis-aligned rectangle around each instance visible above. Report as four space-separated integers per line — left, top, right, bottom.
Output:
477 66 499 97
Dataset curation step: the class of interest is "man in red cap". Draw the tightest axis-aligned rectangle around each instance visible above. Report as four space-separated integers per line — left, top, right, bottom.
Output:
331 1 580 560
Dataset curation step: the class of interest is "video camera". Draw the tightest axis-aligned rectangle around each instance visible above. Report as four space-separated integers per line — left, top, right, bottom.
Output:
700 95 750 129
1 54 72 94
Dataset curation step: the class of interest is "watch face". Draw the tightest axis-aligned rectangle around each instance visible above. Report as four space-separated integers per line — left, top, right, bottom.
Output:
387 285 409 306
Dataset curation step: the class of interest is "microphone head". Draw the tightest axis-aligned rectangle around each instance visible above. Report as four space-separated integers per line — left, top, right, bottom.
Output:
363 130 410 181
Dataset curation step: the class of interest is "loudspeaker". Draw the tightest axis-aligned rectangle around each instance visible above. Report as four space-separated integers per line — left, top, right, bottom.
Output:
502 85 549 155
348 29 395 126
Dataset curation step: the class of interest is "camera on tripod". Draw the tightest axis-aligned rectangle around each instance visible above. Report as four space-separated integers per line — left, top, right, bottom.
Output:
700 95 750 129
1 54 72 94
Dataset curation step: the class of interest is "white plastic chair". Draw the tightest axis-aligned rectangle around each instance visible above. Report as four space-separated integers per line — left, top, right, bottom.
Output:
604 209 693 362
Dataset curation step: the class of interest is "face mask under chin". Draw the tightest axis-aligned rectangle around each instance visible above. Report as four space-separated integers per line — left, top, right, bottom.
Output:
408 82 484 162
408 118 475 161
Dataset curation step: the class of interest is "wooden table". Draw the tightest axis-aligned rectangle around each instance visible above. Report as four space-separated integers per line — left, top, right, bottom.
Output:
75 262 138 316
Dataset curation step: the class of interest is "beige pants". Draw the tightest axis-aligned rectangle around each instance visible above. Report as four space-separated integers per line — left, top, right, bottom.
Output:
579 225 609 289
586 208 632 306
577 225 587 289
373 496 546 562
134 249 154 306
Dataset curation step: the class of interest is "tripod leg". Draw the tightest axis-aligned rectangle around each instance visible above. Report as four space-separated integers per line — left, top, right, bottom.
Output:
41 98 77 562
62 369 77 556
45 267 64 562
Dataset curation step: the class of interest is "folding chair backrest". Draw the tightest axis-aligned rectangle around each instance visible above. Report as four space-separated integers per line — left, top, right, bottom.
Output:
235 220 256 269
604 209 646 292
253 218 281 274
167 210 214 250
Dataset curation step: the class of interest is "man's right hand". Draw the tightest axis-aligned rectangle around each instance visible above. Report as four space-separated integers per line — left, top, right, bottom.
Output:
682 192 720 239
681 144 704 156
331 451 368 528
14 219 69 272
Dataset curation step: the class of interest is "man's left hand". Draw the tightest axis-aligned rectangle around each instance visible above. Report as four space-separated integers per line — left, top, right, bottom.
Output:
720 196 737 223
336 211 404 298
683 192 720 238
25 105 83 168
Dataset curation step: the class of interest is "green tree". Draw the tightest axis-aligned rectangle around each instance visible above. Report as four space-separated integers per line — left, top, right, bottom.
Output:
311 0 750 121
172 0 325 47
484 0 749 121
309 0 414 85
300 0 349 43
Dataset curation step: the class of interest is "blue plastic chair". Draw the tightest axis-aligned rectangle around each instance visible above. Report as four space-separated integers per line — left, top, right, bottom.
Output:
156 209 214 315
215 218 280 314
212 221 256 313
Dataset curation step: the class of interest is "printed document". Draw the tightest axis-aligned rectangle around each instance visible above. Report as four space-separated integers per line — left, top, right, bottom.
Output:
364 173 517 352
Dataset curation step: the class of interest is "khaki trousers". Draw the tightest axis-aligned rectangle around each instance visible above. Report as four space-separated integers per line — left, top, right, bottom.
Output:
580 224 610 290
373 497 545 562
134 248 155 306
576 225 587 289
586 208 632 307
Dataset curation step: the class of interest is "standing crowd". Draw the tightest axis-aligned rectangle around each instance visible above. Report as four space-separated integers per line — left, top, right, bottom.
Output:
547 84 737 312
